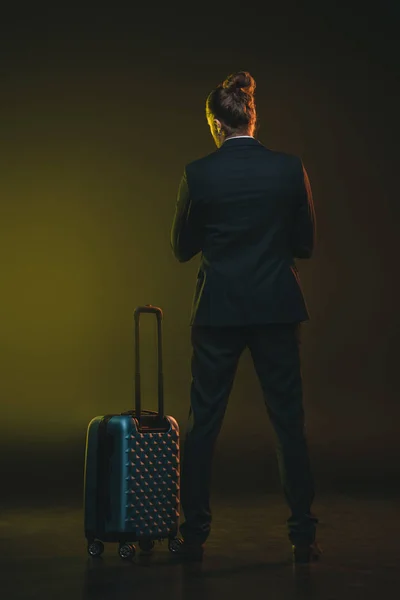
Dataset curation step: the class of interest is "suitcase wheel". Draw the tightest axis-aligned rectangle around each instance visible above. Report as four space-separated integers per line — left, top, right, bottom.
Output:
138 539 155 554
168 538 183 554
119 543 136 560
87 540 104 558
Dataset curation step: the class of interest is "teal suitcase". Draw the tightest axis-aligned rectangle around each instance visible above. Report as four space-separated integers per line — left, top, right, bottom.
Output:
83 305 181 559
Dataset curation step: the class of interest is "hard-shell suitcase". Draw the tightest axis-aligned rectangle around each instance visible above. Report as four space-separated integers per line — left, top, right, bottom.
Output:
83 305 181 559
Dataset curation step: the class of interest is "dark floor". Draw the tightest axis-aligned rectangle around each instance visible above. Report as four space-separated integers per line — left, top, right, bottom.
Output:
1 490 399 600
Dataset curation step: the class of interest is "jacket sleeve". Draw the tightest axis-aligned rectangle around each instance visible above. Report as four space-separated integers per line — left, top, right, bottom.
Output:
291 160 317 259
170 167 202 263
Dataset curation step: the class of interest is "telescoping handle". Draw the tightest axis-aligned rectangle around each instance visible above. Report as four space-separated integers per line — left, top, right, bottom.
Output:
133 305 164 420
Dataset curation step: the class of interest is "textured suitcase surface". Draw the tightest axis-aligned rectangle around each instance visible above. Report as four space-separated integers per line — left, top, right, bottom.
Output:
83 305 180 549
84 412 180 542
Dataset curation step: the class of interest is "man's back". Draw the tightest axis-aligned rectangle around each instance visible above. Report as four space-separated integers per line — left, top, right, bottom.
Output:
171 136 316 326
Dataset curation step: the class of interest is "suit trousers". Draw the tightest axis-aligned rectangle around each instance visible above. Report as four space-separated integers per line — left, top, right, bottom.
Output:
179 322 318 546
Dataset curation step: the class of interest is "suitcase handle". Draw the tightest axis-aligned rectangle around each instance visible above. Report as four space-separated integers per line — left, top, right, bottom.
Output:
133 305 164 420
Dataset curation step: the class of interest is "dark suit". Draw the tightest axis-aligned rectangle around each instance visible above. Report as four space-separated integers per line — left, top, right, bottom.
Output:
171 137 318 546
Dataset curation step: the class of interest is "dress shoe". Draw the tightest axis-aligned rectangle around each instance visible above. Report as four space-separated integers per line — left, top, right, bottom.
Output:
169 537 204 561
292 541 323 564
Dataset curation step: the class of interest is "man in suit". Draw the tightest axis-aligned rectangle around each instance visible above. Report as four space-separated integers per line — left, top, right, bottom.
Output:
169 71 321 564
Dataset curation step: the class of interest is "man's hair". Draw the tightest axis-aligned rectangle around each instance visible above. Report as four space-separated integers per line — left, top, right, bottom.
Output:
206 70 257 136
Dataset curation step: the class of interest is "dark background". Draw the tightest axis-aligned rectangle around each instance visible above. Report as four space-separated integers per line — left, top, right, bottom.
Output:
0 4 399 508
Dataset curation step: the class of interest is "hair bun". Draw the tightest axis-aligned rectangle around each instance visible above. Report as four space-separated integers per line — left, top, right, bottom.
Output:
223 71 256 95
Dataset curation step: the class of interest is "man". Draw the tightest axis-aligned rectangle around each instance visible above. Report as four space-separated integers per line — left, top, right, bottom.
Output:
170 71 321 564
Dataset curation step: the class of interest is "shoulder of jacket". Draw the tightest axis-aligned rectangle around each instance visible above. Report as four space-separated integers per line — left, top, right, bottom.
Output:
184 150 219 172
267 148 301 165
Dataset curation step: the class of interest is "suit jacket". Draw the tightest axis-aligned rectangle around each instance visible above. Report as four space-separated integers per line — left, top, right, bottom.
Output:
170 137 316 326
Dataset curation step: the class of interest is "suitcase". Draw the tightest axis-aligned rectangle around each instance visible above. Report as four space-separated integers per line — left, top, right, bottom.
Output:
83 305 181 559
